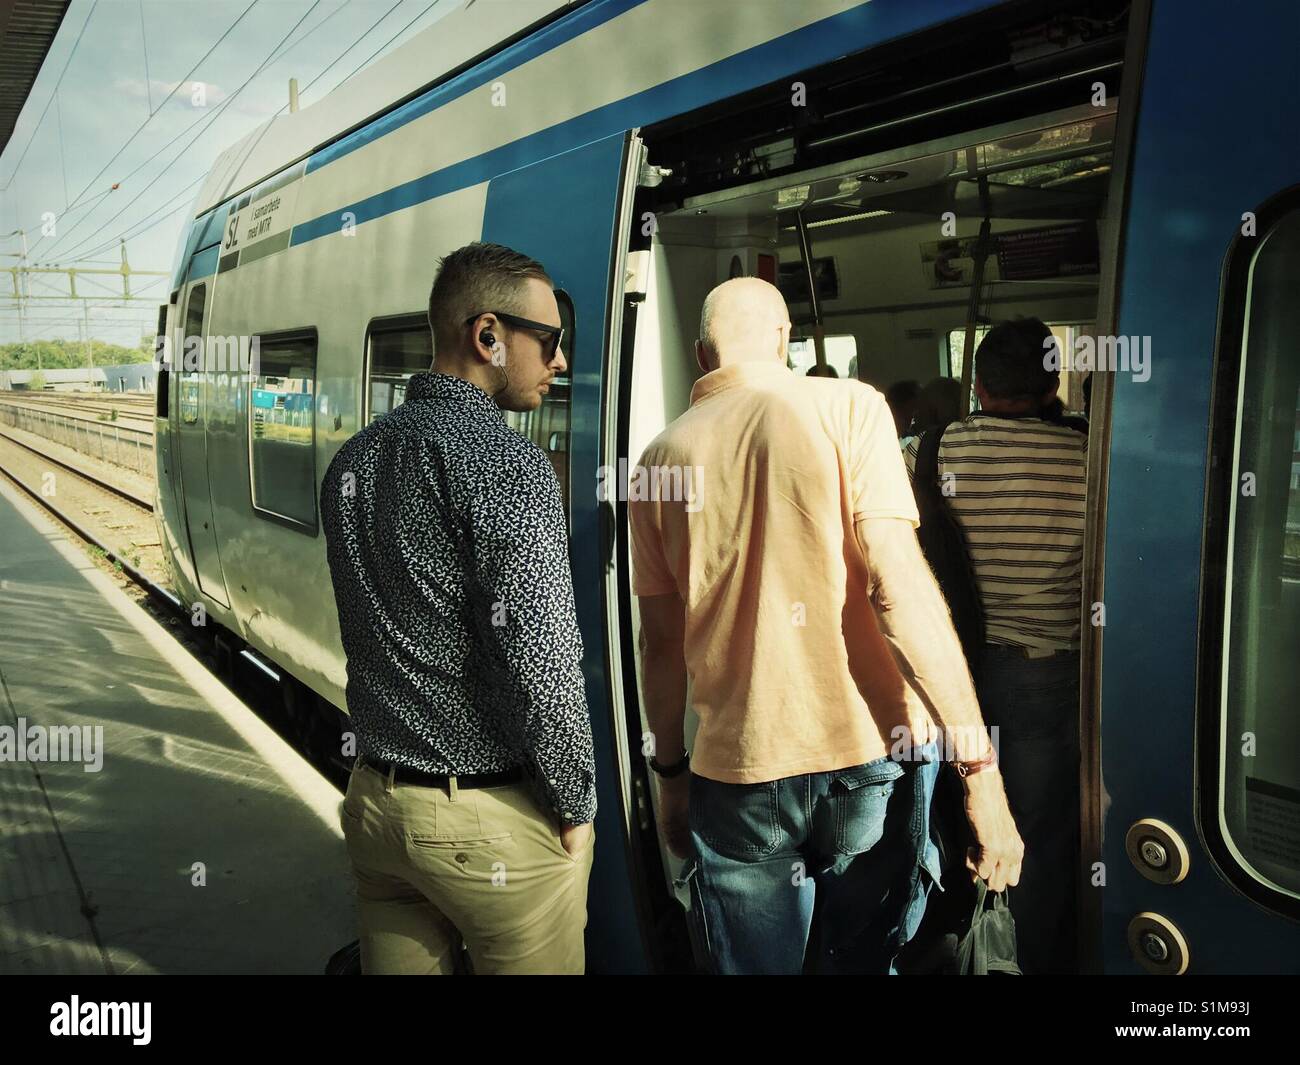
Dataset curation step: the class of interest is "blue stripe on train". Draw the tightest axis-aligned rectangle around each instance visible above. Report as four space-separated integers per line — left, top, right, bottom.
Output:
183 1 994 280
286 0 997 248
304 0 649 175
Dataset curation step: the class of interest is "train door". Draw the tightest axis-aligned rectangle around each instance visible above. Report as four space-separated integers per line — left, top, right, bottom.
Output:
478 130 656 973
155 296 195 593
174 281 231 609
1093 0 1300 973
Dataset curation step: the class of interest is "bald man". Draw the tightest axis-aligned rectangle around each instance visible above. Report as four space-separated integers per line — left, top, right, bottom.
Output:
628 279 1022 975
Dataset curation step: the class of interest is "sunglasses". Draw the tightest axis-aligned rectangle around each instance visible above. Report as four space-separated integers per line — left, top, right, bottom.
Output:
465 311 565 361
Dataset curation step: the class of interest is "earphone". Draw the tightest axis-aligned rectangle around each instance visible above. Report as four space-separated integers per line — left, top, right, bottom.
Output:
480 329 508 394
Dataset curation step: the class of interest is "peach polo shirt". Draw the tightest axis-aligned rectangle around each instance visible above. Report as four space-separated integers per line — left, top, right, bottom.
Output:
629 360 930 783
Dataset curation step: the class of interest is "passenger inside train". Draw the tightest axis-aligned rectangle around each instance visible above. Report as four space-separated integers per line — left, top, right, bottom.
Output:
912 375 964 437
629 277 1020 974
905 318 1088 974
885 380 922 440
623 99 1110 975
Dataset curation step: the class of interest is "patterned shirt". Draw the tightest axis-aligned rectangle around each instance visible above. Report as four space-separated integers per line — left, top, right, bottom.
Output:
319 371 596 823
905 413 1087 650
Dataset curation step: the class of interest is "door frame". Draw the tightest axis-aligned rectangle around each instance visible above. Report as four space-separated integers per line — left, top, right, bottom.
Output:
597 134 699 973
480 129 654 973
1076 0 1152 975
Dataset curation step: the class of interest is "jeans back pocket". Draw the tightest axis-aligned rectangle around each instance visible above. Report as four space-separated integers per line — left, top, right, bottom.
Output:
830 759 906 857
689 776 782 861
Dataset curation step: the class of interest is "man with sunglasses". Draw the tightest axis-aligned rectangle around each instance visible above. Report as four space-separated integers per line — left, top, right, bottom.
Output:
320 242 594 974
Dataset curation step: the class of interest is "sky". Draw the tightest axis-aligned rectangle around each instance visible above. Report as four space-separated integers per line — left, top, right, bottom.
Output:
0 0 465 347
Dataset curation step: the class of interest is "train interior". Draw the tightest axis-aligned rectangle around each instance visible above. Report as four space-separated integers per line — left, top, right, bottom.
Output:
621 0 1129 909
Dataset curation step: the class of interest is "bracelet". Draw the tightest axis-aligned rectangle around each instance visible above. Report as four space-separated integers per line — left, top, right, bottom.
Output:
649 751 691 778
954 746 998 778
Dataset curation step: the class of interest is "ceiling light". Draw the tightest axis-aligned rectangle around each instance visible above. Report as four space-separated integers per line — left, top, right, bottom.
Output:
806 209 892 229
780 209 893 231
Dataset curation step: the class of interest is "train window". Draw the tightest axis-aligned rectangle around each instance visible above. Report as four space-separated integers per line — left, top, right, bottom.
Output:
503 288 574 509
1211 204 1300 906
249 331 318 532
154 303 169 419
179 284 206 424
360 294 574 508
787 334 856 378
365 314 432 423
946 325 990 382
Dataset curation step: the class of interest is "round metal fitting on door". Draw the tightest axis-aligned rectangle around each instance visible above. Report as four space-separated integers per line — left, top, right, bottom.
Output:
1127 912 1189 975
1125 818 1190 884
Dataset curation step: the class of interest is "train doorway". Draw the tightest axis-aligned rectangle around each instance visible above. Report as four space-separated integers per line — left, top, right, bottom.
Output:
614 88 1122 970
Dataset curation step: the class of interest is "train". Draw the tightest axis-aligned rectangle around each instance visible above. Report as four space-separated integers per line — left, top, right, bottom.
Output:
152 0 1300 973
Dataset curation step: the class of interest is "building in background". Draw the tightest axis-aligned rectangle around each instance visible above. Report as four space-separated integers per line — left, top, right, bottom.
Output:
0 364 156 391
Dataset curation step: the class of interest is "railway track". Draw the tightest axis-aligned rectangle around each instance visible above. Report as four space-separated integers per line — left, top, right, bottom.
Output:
0 428 153 510
0 395 155 433
3 387 152 404
0 440 172 609
11 389 152 404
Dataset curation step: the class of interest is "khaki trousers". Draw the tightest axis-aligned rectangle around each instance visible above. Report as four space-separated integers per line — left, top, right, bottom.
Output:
341 760 594 974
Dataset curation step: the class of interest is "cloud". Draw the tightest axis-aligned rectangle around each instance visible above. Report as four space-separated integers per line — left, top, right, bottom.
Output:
110 77 282 119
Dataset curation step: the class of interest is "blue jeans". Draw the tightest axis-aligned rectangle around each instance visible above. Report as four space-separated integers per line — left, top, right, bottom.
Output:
977 645 1080 975
678 744 942 975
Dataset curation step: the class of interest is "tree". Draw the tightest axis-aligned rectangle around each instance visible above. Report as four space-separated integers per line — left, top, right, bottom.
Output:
0 338 149 370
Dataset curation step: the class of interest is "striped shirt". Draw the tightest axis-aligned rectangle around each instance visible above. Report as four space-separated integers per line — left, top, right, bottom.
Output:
905 414 1087 650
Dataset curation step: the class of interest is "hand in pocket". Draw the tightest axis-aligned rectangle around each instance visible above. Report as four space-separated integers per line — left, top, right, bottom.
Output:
560 820 593 857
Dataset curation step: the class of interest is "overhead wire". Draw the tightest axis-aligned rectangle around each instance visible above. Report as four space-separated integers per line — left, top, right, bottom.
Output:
39 0 327 262
64 0 360 263
65 176 207 263
42 0 263 229
297 0 408 96
47 0 414 266
335 0 452 89
54 90 69 210
6 0 443 347
0 311 149 344
41 1 411 266
138 0 154 115
0 273 166 314
0 0 100 191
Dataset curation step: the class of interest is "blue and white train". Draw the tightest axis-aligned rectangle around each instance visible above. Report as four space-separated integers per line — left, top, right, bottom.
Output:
154 0 1300 973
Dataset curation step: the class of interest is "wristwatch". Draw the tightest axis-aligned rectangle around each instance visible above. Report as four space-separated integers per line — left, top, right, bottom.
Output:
648 751 691 778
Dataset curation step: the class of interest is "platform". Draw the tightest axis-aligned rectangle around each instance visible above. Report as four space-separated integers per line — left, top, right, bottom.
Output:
0 478 354 974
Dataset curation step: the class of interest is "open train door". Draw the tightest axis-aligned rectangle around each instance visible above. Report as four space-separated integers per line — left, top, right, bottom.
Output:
1091 0 1300 974
479 130 667 973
